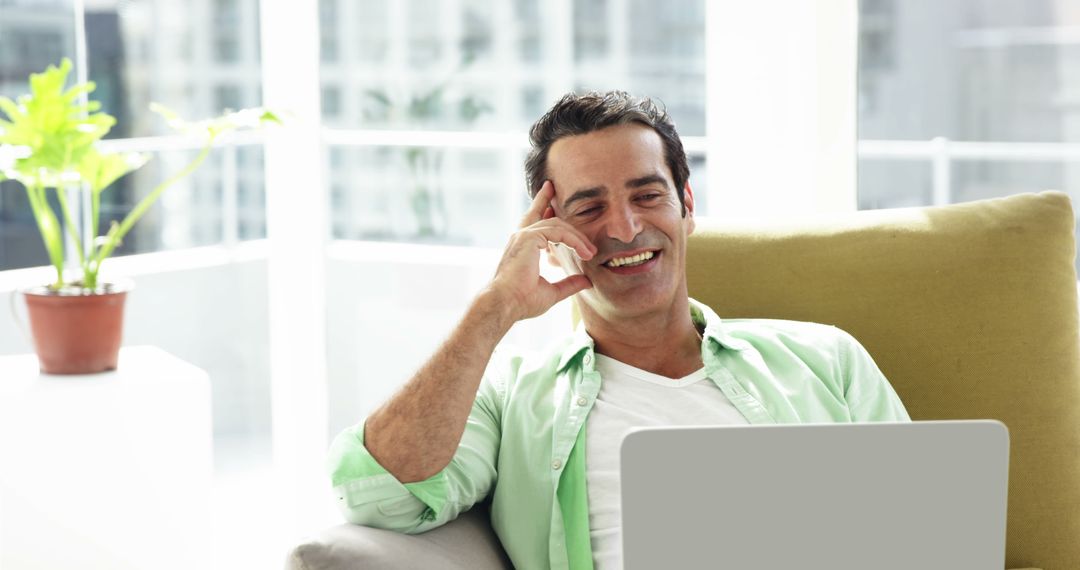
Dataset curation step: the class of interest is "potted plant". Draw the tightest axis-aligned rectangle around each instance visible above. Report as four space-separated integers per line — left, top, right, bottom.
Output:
0 59 278 374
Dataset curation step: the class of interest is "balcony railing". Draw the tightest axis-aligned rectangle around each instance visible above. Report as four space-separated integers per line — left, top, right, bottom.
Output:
857 138 1080 206
5 132 1078 285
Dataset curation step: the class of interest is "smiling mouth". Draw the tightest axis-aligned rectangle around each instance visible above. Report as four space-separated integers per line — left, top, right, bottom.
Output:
603 250 658 268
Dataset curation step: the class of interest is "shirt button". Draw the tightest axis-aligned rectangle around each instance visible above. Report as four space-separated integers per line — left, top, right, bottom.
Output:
576 396 588 406
552 459 562 470
583 353 592 366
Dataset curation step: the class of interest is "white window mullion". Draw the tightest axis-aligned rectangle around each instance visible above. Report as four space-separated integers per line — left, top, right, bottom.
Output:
544 0 575 102
444 0 461 73
706 1 858 217
259 0 331 536
609 0 628 82
71 0 92 275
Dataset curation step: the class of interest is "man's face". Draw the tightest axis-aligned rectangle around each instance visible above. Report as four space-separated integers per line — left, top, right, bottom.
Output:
547 122 695 321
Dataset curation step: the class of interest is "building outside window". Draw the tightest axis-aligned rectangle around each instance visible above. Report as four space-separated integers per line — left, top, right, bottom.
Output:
857 0 1080 221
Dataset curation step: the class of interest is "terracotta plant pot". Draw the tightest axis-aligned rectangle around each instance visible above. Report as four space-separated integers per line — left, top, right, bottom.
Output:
23 281 132 374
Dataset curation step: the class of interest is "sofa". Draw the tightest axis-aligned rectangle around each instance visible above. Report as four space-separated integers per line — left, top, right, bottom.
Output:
287 191 1079 570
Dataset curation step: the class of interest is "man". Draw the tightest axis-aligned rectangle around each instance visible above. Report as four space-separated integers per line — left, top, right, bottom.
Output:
327 91 910 570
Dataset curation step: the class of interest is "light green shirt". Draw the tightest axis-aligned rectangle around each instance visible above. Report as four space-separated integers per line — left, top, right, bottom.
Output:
327 299 911 570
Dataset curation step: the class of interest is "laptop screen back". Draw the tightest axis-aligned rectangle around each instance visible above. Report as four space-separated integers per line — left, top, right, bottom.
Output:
620 421 1009 570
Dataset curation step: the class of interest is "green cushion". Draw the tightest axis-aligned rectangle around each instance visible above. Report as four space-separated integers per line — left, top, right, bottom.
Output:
687 191 1080 570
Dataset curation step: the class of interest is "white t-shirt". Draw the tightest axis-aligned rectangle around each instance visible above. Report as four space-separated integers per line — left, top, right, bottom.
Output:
586 353 750 569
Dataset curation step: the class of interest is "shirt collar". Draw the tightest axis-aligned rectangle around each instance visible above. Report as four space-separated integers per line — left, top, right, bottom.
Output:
690 298 753 353
556 297 750 373
556 321 595 373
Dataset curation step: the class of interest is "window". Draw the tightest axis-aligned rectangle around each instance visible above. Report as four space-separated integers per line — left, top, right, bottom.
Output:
320 0 707 246
1 29 67 73
214 84 242 112
574 0 609 61
407 0 443 68
213 0 241 63
0 0 76 271
322 85 342 119
514 0 541 63
319 0 339 63
356 0 390 63
461 0 494 59
73 0 265 256
857 0 1080 214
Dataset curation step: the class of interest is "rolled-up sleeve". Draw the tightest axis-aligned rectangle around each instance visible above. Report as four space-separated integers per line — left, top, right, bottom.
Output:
327 364 508 534
835 329 912 422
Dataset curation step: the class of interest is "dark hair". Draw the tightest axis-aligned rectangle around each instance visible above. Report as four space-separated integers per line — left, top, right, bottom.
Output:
524 91 690 215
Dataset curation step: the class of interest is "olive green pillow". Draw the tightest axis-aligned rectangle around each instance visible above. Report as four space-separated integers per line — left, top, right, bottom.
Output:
687 191 1079 570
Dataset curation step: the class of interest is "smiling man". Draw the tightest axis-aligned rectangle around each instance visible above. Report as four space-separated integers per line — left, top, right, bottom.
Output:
328 91 910 570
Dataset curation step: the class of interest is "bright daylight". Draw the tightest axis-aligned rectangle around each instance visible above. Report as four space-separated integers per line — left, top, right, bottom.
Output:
1 1 1079 569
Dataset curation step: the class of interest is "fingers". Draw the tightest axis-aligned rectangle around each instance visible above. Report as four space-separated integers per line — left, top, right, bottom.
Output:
490 180 594 322
520 180 555 229
527 220 596 260
548 196 562 219
517 180 595 260
550 274 593 301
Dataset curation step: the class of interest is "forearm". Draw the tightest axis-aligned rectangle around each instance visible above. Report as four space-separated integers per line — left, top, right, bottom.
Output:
361 181 593 484
363 289 516 483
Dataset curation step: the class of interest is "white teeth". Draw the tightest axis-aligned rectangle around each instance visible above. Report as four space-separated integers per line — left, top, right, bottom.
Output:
605 251 655 268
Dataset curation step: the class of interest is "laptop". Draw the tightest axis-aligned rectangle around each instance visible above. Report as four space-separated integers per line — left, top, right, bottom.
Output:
620 421 1009 570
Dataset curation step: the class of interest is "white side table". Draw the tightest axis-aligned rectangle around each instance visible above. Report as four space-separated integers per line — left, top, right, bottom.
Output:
0 346 213 570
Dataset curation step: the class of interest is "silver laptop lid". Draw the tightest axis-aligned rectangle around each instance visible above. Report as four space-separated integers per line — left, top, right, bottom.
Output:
620 421 1009 570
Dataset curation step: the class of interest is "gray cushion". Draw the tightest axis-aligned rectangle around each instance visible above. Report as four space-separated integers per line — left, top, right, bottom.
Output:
285 506 511 570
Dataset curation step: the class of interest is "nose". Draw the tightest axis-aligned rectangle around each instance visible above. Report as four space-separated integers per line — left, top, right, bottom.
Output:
603 202 642 243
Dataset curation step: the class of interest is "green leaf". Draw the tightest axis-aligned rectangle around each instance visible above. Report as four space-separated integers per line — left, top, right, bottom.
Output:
4 60 281 287
409 90 444 120
259 109 282 125
78 149 148 194
38 205 65 284
0 59 125 286
152 103 281 139
148 102 186 131
459 96 492 122
0 58 116 187
364 89 393 109
61 82 95 104
0 96 24 126
24 184 65 284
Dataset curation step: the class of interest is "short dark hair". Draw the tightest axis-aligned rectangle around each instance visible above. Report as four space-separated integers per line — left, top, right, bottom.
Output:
524 91 690 215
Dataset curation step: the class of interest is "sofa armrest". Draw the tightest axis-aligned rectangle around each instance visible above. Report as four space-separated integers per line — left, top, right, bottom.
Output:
285 506 511 570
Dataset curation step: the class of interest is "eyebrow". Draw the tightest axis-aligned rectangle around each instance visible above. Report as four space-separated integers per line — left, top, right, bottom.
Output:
626 174 670 189
562 174 670 210
562 187 603 210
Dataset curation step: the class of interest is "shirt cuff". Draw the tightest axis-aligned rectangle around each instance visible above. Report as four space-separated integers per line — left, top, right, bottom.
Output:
327 419 450 518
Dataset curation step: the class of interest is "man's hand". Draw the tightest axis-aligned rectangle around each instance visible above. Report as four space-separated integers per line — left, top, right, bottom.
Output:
484 180 596 324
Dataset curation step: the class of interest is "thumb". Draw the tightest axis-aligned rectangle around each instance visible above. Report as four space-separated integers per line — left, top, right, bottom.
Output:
550 274 592 302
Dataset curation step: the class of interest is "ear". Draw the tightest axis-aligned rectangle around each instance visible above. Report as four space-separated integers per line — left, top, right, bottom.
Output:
683 181 696 235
